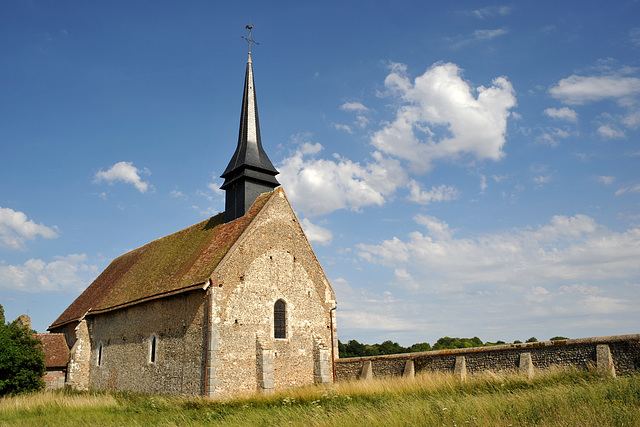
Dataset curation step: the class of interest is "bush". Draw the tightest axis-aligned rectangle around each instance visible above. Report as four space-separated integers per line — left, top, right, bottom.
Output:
0 304 46 395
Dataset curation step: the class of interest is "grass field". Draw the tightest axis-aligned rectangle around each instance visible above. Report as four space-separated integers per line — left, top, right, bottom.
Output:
1 368 639 426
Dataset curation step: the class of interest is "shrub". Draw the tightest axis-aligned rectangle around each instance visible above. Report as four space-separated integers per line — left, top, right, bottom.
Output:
0 304 46 395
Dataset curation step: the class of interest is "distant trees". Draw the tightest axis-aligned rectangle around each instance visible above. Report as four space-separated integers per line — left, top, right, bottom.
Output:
432 336 483 350
0 304 46 395
338 335 570 358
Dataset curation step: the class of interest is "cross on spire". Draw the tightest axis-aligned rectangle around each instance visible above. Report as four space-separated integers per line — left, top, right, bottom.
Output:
242 24 259 53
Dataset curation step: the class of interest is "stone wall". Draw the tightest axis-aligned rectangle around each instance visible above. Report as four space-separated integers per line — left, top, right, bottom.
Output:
88 290 207 396
335 334 640 381
208 189 336 397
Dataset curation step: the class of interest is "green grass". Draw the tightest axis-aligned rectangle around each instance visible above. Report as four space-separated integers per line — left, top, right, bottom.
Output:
2 368 639 426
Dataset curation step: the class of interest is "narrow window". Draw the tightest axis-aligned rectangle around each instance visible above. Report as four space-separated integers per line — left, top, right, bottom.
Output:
97 342 103 366
150 335 156 363
148 334 158 364
274 299 286 339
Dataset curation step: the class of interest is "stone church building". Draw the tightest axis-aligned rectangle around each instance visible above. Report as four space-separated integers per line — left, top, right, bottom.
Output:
48 51 337 398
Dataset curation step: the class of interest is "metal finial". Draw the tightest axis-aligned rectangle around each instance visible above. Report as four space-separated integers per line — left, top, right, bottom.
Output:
242 24 259 53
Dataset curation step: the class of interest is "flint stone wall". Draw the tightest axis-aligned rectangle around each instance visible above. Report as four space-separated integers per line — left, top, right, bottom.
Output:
334 334 640 381
88 290 207 396
209 190 336 397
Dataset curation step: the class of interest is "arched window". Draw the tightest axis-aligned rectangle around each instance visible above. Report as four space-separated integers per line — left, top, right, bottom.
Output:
274 299 286 339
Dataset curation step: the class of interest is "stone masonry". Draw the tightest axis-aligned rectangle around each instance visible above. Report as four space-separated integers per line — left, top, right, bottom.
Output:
335 334 640 381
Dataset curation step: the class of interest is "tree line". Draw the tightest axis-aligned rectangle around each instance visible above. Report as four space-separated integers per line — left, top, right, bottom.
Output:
338 335 570 358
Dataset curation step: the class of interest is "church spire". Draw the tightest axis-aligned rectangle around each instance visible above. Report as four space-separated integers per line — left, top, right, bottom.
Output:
221 27 279 223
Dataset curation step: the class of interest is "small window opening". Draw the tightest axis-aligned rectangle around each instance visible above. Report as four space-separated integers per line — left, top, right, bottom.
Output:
274 299 286 339
148 334 158 364
97 342 103 366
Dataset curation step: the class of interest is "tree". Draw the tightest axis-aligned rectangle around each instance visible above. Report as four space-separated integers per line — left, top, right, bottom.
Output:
550 336 569 341
409 342 431 352
526 337 538 343
0 304 46 395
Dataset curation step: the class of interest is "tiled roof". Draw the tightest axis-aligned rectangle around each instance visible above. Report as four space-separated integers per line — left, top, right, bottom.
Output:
34 333 69 368
48 191 274 330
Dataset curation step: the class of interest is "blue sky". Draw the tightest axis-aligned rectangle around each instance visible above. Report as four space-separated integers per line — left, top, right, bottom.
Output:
2 0 639 346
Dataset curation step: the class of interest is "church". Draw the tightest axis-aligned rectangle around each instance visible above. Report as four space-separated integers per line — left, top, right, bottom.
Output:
48 45 338 398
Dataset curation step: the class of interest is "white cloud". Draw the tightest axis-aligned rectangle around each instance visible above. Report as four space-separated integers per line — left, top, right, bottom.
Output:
474 28 508 40
615 183 640 196
170 188 187 199
544 107 578 122
0 254 98 293
537 127 571 147
597 176 615 186
357 214 640 289
0 207 58 250
340 102 369 112
480 174 488 192
94 161 151 193
597 125 625 139
472 6 513 19
408 181 460 205
622 110 640 129
533 174 552 185
332 123 353 133
549 74 640 105
371 62 517 173
414 214 452 240
278 141 407 217
301 218 333 246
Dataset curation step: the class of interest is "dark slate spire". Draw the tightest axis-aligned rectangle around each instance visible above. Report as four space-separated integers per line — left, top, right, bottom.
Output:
221 52 280 222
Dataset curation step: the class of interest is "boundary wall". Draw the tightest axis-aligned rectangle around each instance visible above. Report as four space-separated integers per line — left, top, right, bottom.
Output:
334 334 640 381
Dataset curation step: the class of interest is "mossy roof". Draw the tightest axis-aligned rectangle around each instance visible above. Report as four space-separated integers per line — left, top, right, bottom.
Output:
48 191 274 330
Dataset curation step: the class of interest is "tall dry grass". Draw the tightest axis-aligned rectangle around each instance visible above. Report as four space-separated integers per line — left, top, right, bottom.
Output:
0 388 116 413
1 367 638 426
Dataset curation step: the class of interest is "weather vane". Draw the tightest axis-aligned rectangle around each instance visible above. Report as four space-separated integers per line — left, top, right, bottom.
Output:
242 24 259 53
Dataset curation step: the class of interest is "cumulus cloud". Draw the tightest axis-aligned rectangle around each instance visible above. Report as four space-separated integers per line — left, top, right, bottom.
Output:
549 74 640 105
371 62 517 173
408 181 460 205
0 207 58 250
544 107 578 122
357 214 640 289
0 254 98 293
278 140 407 217
301 218 333 245
597 125 625 139
94 161 152 193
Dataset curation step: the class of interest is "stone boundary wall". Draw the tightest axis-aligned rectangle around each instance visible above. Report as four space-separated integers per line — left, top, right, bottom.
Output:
334 334 640 381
